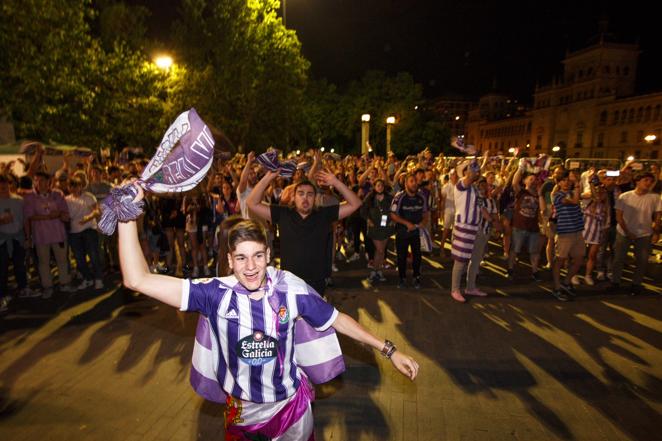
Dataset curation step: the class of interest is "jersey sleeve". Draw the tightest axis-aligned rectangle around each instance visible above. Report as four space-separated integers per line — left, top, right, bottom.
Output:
180 278 222 317
321 204 339 223
390 192 402 214
295 289 339 331
270 204 284 223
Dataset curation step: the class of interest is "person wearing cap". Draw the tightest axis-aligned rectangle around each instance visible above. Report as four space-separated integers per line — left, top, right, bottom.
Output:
611 172 662 295
550 171 585 301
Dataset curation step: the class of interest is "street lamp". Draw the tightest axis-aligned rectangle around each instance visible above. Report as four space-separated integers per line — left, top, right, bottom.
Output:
552 145 561 152
644 134 657 143
508 147 515 154
455 115 460 121
361 114 371 155
627 155 635 161
386 116 396 155
154 55 173 70
320 147 325 152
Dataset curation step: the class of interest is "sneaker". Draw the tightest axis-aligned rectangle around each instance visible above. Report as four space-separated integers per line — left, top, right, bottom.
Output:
76 279 94 290
60 284 78 293
413 277 421 289
584 275 595 286
332 264 339 273
506 269 514 280
0 297 10 313
531 272 542 282
450 290 466 303
377 271 387 282
465 288 488 297
346 253 360 263
560 282 577 297
596 271 606 281
192 267 200 278
551 289 570 302
397 279 406 289
367 260 374 269
629 285 643 296
94 279 104 290
42 287 54 299
570 275 581 286
18 288 41 298
368 271 378 283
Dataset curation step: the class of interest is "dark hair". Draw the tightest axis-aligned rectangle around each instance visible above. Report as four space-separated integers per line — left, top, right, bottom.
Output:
227 220 268 252
68 176 85 188
19 176 32 189
633 171 655 183
555 171 570 183
0 174 9 184
293 180 316 194
35 171 50 180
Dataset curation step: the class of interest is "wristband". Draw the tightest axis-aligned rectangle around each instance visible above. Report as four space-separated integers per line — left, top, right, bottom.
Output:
381 339 397 359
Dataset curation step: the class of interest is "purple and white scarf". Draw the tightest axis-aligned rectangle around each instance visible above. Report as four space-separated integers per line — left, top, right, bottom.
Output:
99 108 215 235
256 150 298 178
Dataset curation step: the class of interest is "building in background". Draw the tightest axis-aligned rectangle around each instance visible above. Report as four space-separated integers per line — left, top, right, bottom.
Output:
465 34 662 160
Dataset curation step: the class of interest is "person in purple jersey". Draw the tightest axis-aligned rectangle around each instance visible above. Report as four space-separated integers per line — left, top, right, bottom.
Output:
118 184 419 441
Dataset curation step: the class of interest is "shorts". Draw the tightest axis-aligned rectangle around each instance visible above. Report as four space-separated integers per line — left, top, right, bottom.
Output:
555 231 585 260
443 210 455 229
511 228 540 255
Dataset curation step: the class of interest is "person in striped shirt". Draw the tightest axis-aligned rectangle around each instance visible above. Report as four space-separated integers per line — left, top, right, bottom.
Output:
582 184 609 286
449 159 483 303
551 171 585 301
118 185 419 440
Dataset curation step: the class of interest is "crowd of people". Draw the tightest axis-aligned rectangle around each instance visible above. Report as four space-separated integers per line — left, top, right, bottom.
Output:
1 143 661 312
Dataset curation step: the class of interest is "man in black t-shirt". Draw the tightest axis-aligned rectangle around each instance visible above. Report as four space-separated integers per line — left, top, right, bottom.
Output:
390 173 430 289
246 170 362 295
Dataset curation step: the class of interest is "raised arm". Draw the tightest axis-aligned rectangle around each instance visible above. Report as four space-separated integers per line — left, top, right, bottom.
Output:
246 170 279 222
332 312 419 380
315 170 362 220
237 151 255 194
119 185 184 308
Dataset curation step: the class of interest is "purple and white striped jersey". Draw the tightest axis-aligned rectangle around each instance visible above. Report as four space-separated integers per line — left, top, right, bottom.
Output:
454 180 482 226
582 200 608 245
181 267 338 404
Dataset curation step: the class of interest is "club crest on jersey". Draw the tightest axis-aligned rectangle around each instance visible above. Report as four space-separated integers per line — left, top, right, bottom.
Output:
237 331 278 366
278 306 289 324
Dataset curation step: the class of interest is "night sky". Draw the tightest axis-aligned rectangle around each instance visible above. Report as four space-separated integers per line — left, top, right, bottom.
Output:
132 0 662 102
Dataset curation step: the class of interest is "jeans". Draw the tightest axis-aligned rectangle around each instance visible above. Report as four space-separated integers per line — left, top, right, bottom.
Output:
395 229 421 280
612 233 652 286
0 239 28 295
69 229 103 281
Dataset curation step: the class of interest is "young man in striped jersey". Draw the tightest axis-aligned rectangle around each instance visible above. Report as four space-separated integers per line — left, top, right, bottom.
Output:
551 171 585 301
118 185 419 440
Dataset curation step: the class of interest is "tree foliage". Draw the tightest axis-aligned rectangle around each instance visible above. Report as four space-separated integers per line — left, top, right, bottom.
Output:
171 0 309 151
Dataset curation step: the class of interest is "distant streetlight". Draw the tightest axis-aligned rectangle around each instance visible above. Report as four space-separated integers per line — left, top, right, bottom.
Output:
330 148 335 153
386 116 396 154
552 145 561 152
154 55 173 70
454 115 460 121
320 147 325 152
508 147 515 154
296 149 301 155
644 134 657 142
414 106 419 110
361 114 371 154
526 143 530 148
627 155 635 161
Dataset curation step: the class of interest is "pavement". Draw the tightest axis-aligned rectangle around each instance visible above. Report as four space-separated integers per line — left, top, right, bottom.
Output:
0 240 661 441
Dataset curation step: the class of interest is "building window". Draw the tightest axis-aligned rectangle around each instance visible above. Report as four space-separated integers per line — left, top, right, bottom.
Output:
645 106 652 121
620 131 628 143
620 110 627 124
624 66 630 76
536 135 542 150
599 111 607 125
612 111 619 125
637 107 643 122
637 130 644 143
575 131 583 148
652 150 659 159
597 133 604 147
604 65 610 74
655 105 661 120
628 108 635 123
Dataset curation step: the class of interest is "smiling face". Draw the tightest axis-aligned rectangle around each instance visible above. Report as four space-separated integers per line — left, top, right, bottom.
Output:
228 240 270 291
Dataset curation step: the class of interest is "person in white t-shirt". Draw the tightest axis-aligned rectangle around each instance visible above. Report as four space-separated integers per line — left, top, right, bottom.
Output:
65 176 103 290
440 170 458 257
611 172 662 295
